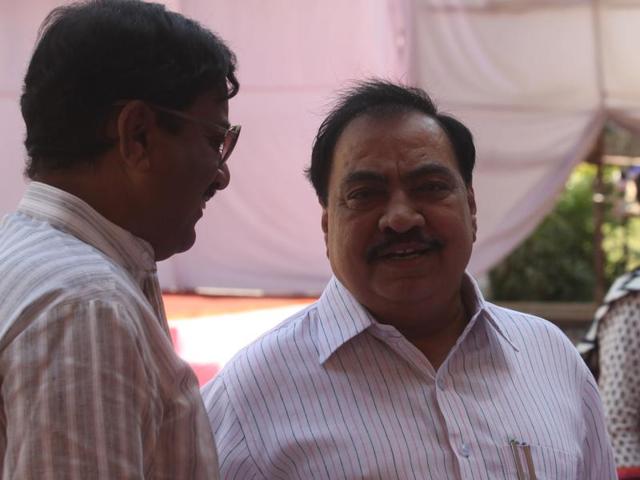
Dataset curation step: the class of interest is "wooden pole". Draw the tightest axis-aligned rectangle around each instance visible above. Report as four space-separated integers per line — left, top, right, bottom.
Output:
592 131 606 303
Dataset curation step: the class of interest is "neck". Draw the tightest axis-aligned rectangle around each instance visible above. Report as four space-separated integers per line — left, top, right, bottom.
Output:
371 291 470 371
402 299 468 370
35 166 133 236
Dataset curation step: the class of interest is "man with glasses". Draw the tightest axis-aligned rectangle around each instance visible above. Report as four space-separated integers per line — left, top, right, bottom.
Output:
0 1 239 477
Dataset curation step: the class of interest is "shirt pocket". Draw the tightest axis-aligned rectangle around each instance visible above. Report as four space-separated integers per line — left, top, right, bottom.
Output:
499 443 580 479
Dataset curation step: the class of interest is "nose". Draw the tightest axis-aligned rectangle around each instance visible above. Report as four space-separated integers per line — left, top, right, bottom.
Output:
213 163 230 190
378 192 425 233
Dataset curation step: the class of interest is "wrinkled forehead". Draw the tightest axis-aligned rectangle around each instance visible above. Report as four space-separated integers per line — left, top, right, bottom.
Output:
337 111 451 160
333 109 461 176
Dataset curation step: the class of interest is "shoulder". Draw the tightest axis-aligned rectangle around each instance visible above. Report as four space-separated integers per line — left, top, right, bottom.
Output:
486 302 568 337
485 302 583 359
3 212 125 278
0 215 149 341
598 277 640 326
2 214 142 299
485 302 596 401
214 303 319 391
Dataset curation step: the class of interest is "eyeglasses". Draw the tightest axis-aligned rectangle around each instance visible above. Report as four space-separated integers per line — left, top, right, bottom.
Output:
149 104 241 168
113 101 241 169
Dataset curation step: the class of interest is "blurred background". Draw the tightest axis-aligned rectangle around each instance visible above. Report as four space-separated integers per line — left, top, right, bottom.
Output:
2 0 640 382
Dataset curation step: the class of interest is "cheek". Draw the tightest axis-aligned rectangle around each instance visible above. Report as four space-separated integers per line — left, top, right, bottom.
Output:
427 200 474 233
328 216 369 260
179 135 217 175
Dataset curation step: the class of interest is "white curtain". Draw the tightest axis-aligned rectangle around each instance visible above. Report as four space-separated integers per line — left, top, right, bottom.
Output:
1 0 639 294
410 0 640 275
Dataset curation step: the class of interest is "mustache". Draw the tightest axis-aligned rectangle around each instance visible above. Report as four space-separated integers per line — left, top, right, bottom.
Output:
365 229 443 263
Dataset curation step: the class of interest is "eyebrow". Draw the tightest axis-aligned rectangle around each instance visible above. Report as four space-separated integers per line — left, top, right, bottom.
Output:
343 170 387 186
399 163 458 183
199 118 231 134
343 163 458 186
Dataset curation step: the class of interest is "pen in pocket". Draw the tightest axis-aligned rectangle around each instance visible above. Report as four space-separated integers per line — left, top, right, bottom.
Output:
509 438 537 480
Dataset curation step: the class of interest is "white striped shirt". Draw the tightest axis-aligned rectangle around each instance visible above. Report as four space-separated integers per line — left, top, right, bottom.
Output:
203 275 616 479
0 182 219 479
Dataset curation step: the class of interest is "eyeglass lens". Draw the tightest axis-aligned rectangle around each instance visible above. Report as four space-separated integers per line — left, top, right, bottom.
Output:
220 126 240 164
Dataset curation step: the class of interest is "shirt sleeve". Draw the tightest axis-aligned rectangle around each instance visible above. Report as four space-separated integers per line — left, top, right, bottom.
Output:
0 298 155 479
577 368 617 479
598 292 640 469
202 373 264 480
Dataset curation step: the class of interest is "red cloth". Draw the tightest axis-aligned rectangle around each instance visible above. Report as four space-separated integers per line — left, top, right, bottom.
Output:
618 467 640 479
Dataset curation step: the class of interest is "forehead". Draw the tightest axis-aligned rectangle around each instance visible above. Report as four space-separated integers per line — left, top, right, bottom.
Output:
331 111 458 181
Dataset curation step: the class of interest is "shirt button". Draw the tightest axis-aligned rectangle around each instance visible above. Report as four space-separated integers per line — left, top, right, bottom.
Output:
436 377 446 390
460 443 470 458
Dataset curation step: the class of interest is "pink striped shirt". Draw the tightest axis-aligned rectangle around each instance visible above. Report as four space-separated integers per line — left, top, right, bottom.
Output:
203 274 616 479
0 182 219 479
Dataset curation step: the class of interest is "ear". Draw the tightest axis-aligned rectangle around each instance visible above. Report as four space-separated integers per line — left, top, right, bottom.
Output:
466 185 478 242
115 100 155 172
321 207 330 256
321 207 328 237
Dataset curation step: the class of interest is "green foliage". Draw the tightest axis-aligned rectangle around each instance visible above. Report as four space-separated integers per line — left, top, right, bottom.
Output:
488 164 633 301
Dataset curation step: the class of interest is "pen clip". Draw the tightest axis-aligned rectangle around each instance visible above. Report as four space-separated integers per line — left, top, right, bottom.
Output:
521 443 537 480
509 439 526 480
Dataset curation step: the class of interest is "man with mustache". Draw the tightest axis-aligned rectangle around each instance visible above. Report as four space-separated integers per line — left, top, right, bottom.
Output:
0 1 239 477
203 80 615 479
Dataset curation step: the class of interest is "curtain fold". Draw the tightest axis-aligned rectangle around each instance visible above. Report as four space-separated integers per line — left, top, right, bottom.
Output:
1 0 639 293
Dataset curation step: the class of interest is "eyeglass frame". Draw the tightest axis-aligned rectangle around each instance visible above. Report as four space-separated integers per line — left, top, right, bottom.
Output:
113 100 241 169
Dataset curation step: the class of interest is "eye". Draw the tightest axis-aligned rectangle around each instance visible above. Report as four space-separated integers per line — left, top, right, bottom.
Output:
349 188 375 200
344 187 385 210
414 180 453 198
207 134 225 155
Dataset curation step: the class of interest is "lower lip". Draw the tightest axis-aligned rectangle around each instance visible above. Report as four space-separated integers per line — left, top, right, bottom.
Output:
376 251 432 263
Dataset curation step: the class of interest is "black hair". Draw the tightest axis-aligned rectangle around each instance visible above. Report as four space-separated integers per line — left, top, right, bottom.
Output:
306 80 475 206
21 0 239 178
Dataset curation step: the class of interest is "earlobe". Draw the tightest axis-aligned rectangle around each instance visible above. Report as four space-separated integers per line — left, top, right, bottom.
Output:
467 185 478 242
321 209 329 240
321 209 330 256
466 185 477 215
472 215 478 242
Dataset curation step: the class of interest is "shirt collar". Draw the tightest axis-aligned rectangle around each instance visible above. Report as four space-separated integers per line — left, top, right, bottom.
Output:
590 268 640 322
316 276 375 364
461 273 519 352
316 272 518 364
17 182 156 278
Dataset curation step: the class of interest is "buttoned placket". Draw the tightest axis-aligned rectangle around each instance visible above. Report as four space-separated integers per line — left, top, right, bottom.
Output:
368 317 485 479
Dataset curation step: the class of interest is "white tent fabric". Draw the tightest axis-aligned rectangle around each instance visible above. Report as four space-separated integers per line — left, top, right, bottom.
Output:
1 0 639 294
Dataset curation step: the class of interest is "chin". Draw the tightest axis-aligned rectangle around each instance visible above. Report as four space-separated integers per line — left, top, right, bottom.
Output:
158 232 197 261
179 232 197 254
374 276 439 303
